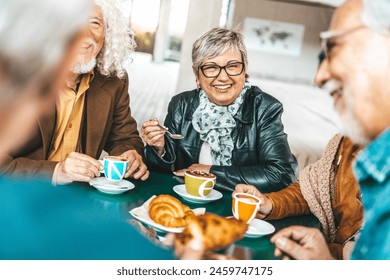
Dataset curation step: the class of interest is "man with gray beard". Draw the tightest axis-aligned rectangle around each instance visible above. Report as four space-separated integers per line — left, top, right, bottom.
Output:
0 0 149 184
269 0 390 260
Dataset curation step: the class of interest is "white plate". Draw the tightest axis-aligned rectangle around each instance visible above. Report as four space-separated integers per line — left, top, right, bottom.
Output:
89 177 134 194
173 184 223 204
245 218 275 238
129 196 206 233
129 208 185 233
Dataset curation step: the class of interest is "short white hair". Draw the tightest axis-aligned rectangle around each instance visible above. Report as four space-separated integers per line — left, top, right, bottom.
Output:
0 0 92 100
95 0 136 78
361 0 390 35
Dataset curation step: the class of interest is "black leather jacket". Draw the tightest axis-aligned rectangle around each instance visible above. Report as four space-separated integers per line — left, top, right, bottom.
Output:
144 86 297 192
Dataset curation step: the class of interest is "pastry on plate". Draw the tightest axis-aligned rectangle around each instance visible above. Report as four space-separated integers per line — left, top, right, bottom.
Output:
149 194 194 228
175 213 247 251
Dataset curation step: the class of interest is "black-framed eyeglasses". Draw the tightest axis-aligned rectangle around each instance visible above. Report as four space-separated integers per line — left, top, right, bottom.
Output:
198 62 245 78
320 25 365 60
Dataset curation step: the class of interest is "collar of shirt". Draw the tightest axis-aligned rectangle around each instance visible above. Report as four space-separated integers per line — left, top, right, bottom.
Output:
354 128 390 184
71 70 94 97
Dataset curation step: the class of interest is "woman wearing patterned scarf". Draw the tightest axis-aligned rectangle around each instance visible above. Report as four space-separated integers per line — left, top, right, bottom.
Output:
141 27 297 192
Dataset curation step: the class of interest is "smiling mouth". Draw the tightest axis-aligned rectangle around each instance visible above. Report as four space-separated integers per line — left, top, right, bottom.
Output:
330 88 343 98
321 80 343 99
213 85 232 90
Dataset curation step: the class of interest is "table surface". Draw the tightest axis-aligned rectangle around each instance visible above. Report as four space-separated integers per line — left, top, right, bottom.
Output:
0 172 318 260
92 172 319 260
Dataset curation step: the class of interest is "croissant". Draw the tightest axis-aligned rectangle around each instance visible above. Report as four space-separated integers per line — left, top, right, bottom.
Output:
149 195 194 228
176 213 248 251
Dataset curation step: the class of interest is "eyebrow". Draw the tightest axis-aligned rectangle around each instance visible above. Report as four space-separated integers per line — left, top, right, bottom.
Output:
203 60 241 65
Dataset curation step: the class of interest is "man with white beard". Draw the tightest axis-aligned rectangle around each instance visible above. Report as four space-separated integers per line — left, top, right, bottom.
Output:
0 0 149 184
269 0 390 260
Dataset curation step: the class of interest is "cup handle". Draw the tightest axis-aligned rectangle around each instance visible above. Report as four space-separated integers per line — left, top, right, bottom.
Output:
198 179 215 197
232 198 239 220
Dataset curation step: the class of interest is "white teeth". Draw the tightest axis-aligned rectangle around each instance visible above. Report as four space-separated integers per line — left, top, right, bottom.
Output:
214 85 231 90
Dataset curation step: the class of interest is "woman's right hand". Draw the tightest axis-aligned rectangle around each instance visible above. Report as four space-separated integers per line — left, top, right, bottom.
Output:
234 184 273 219
140 118 166 156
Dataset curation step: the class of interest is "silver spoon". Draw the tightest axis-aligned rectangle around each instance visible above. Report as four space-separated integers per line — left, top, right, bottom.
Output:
158 124 184 140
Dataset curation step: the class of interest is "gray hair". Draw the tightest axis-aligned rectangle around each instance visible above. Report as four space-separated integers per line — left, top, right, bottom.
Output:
361 0 390 35
0 0 92 100
192 27 248 71
95 0 136 78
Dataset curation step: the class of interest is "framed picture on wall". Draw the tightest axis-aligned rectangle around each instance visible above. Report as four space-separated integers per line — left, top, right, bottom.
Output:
243 17 305 57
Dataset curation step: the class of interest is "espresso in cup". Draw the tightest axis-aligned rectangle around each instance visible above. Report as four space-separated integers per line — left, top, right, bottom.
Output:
103 156 129 182
232 192 261 224
184 170 216 197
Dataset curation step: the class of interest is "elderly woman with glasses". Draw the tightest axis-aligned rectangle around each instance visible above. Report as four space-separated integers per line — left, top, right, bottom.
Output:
141 27 297 192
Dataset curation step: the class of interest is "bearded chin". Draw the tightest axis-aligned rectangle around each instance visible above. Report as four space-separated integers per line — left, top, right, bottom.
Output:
72 58 97 74
338 109 371 146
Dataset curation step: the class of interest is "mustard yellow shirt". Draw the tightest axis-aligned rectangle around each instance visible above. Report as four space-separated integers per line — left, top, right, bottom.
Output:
48 73 93 161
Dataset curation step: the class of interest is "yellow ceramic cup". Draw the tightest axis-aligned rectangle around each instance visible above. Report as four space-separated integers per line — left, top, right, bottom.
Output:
232 192 261 224
184 170 216 197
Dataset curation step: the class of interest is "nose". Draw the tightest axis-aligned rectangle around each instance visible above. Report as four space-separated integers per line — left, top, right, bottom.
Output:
217 67 230 80
314 58 331 88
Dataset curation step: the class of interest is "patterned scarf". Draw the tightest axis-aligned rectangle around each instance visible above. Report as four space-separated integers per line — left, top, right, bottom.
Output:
192 82 250 165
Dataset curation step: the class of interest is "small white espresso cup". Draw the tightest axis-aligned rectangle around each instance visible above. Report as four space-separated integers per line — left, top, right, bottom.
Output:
103 156 129 182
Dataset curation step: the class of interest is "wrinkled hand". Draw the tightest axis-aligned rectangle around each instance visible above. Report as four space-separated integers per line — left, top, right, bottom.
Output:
140 118 166 156
165 233 205 260
174 164 212 177
270 226 334 260
119 150 149 181
56 152 101 184
165 233 236 260
235 184 272 219
343 240 356 260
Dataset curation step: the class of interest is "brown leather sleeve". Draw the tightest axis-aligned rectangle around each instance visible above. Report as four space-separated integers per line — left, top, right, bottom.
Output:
264 181 311 220
0 154 57 180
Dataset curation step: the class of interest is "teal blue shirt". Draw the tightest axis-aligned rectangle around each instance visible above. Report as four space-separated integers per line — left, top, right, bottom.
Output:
0 176 173 260
352 128 390 260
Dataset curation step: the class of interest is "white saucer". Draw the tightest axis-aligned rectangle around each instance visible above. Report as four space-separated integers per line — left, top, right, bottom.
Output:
129 200 206 234
89 177 134 194
226 217 275 238
173 184 222 204
245 218 275 238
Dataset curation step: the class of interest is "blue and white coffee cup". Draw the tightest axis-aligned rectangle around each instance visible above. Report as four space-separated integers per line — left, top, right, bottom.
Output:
103 156 129 182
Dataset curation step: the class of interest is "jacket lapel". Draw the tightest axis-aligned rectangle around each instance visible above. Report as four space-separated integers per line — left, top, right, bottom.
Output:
234 86 254 124
38 106 56 159
84 74 112 158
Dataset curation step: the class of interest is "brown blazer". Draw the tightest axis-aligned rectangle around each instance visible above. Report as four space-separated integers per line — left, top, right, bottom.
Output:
265 137 363 259
0 70 143 179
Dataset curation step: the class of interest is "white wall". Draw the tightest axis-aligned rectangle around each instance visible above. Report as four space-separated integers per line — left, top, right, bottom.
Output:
231 0 334 84
176 0 224 93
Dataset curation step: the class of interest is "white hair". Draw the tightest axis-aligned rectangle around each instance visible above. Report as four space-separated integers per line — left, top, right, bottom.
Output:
0 0 93 100
192 27 248 70
361 0 390 35
95 0 136 78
